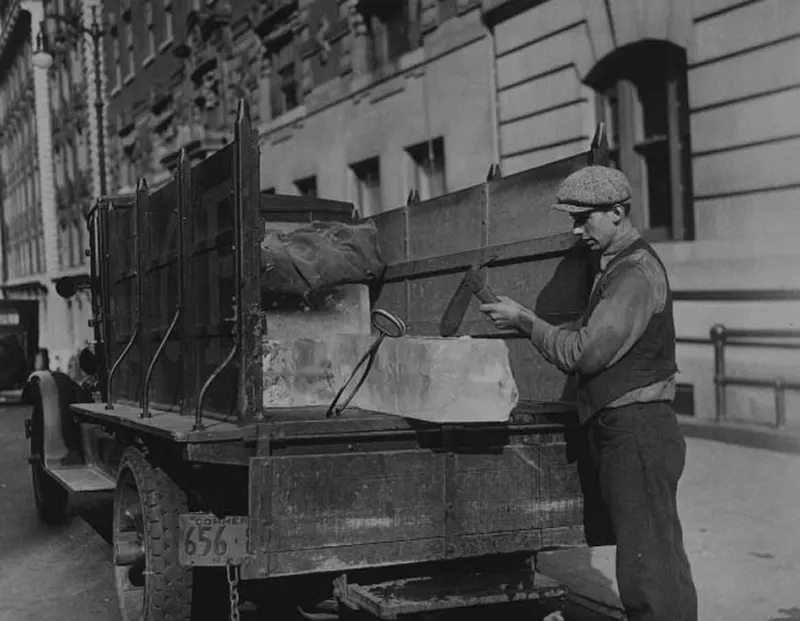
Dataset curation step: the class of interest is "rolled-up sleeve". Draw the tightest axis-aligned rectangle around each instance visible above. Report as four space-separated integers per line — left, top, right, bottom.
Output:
528 259 664 375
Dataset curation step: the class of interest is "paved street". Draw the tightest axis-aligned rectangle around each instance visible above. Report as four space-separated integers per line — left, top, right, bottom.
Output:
1 401 798 620
0 404 118 621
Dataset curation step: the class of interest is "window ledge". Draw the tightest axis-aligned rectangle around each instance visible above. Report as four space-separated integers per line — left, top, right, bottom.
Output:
259 104 308 138
123 73 135 86
142 54 156 68
110 85 121 97
159 37 174 53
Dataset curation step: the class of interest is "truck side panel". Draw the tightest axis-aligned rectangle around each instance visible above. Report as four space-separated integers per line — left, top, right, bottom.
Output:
141 177 182 413
244 428 582 579
100 102 262 420
372 151 594 405
104 194 143 407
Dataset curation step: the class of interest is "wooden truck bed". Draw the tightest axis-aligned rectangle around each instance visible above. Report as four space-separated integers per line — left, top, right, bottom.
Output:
70 102 608 586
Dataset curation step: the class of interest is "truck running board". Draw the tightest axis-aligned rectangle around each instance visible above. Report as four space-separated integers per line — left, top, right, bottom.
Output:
333 565 567 619
48 465 116 494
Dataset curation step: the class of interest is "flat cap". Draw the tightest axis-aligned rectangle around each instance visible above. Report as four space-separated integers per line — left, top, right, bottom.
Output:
552 166 632 214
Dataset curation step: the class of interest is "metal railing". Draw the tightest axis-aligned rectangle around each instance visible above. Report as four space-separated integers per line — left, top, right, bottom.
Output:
709 324 800 428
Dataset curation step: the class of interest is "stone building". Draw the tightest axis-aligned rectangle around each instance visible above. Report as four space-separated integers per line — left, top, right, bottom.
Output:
258 0 800 429
101 0 800 428
0 0 96 371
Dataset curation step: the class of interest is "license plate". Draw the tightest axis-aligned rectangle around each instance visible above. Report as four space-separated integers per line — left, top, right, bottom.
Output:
178 513 248 567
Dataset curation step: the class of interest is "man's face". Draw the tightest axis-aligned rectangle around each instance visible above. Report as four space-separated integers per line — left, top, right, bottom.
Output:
570 206 622 251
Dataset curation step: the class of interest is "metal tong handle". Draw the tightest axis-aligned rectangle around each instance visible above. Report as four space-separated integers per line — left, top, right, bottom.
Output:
326 309 407 418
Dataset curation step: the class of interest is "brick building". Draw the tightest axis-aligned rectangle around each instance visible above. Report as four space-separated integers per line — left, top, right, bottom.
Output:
101 0 269 193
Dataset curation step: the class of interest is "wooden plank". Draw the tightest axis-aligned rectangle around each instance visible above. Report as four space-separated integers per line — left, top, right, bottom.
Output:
69 402 243 443
383 233 580 282
371 206 407 265
539 441 584 529
406 184 486 261
264 451 447 551
446 446 540 537
185 142 237 418
142 174 181 414
488 151 588 245
342 569 566 618
236 100 265 423
248 538 447 579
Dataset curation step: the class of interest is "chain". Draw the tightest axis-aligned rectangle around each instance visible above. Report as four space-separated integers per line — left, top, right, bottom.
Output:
226 563 241 621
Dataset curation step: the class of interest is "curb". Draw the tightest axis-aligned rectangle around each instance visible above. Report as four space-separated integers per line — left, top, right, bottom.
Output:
677 415 800 455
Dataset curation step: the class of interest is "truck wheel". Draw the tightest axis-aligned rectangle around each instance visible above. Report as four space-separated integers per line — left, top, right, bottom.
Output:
113 448 192 621
28 399 69 525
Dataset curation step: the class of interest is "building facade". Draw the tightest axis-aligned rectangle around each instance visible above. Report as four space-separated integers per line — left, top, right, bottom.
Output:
98 0 800 427
0 3 48 347
0 0 102 374
482 0 800 428
257 0 800 428
101 0 269 193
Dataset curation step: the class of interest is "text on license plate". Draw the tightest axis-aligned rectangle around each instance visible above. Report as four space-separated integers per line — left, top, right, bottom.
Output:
178 513 248 567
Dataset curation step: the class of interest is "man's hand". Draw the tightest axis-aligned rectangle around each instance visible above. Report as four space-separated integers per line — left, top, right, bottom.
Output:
479 296 534 333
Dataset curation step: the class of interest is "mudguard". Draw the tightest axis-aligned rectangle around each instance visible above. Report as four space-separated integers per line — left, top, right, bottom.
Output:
22 371 85 468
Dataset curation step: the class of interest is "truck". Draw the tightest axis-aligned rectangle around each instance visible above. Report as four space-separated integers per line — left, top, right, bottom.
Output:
22 100 610 621
0 298 39 402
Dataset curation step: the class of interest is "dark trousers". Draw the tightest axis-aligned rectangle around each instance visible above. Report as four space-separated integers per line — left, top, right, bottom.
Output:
579 402 698 621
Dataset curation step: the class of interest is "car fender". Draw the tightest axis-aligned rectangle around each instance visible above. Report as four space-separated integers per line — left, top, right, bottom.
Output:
22 371 84 468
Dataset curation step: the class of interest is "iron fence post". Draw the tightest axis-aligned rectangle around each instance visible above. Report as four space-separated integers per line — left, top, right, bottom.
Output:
711 324 727 423
774 378 787 428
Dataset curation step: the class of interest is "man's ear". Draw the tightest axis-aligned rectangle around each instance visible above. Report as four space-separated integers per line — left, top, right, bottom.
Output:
610 204 625 222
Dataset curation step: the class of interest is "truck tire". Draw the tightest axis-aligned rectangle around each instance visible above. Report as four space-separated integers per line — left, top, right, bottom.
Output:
113 447 192 621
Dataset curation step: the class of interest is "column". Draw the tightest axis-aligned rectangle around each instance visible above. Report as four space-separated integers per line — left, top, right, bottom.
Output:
25 0 71 369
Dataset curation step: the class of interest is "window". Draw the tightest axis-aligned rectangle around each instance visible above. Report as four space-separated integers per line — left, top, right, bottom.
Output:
279 65 298 112
294 176 317 197
124 15 135 79
365 0 414 71
406 137 446 201
350 157 382 217
590 42 692 241
144 1 156 62
163 0 174 46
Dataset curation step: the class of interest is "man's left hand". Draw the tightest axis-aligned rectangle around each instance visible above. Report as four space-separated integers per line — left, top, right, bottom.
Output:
480 296 530 332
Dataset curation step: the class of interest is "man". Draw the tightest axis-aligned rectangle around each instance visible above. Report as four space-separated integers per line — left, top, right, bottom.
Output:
480 166 698 621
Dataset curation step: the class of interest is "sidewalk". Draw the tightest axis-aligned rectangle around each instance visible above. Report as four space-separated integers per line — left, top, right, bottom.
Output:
539 436 800 621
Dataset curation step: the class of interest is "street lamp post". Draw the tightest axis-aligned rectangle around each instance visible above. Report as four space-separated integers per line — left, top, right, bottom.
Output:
32 3 108 197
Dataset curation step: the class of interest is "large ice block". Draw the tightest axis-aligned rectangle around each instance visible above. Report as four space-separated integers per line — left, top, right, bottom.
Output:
263 284 371 339
262 334 519 424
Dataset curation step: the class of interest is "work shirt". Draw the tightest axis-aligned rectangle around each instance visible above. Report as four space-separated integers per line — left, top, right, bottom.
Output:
528 226 676 413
